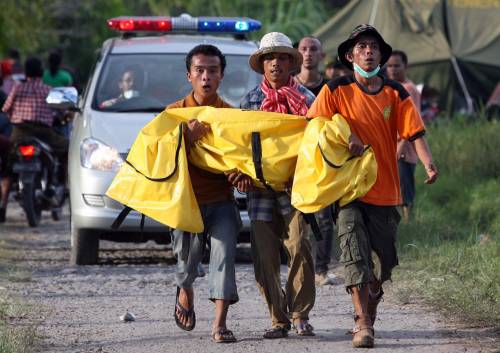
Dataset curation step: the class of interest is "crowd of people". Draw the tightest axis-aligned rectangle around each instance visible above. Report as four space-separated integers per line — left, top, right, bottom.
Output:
162 25 438 348
0 26 441 349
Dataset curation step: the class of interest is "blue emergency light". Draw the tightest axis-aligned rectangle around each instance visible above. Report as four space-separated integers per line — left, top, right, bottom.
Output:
198 17 260 32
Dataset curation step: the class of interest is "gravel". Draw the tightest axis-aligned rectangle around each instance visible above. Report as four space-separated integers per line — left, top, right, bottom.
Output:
0 205 497 353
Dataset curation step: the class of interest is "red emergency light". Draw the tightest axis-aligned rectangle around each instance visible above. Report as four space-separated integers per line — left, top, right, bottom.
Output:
107 17 172 32
107 15 261 33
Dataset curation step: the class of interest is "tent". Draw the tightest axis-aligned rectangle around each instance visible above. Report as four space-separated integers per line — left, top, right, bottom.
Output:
314 0 500 115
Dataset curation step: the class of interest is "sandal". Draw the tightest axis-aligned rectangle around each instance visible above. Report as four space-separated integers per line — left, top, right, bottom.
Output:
263 326 289 339
212 327 237 343
293 320 315 336
174 287 196 331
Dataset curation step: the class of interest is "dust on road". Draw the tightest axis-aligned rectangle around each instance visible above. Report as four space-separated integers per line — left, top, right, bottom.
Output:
0 206 497 353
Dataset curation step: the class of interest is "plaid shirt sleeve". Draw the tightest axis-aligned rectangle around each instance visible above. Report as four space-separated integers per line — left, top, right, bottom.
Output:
2 83 19 117
240 85 295 222
240 86 264 110
3 80 53 126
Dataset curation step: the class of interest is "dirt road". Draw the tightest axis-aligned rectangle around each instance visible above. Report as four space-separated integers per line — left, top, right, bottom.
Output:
0 205 496 353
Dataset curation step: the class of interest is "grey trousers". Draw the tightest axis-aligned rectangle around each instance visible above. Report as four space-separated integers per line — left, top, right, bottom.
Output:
171 201 240 303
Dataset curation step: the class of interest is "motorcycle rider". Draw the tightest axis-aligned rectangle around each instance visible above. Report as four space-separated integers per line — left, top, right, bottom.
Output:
2 56 69 192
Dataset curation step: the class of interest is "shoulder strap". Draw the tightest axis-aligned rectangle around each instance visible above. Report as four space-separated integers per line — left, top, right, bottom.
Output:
319 144 371 169
111 206 132 230
125 123 184 182
251 132 323 241
251 131 274 192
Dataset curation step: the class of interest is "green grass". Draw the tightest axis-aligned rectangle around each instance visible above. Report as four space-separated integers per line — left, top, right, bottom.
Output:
0 248 38 352
0 292 38 353
393 116 500 328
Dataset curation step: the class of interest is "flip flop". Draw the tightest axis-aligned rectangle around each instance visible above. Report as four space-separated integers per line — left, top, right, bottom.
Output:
212 327 237 343
293 321 315 336
174 286 196 331
263 326 289 339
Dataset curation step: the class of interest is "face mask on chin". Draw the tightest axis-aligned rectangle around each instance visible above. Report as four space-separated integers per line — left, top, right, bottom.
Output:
353 63 380 78
123 90 140 99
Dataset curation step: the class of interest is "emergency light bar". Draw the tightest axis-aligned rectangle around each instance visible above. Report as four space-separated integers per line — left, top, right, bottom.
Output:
107 14 261 33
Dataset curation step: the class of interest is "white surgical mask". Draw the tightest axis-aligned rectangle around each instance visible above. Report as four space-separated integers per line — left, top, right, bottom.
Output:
353 63 380 78
123 90 140 99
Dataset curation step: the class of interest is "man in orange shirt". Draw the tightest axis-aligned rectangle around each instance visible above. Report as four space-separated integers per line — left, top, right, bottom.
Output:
166 44 240 343
307 25 438 348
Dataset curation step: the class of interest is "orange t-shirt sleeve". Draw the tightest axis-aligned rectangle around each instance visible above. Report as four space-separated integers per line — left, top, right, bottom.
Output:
397 96 426 140
166 101 182 109
306 84 337 119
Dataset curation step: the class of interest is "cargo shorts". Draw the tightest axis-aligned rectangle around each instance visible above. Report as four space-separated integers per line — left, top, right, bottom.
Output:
337 201 401 289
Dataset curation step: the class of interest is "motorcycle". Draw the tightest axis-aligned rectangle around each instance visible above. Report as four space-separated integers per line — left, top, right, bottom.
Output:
12 137 65 226
10 87 77 227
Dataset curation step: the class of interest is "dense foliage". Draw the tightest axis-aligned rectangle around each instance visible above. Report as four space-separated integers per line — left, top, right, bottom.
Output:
0 0 338 85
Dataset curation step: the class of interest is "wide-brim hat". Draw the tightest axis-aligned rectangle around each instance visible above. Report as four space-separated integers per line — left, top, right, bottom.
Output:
338 24 392 70
249 32 303 75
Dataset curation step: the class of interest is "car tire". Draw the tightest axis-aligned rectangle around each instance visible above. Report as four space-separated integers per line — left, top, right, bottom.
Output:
70 222 99 265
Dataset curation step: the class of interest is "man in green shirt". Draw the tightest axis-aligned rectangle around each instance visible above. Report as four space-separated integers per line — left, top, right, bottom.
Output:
43 50 73 87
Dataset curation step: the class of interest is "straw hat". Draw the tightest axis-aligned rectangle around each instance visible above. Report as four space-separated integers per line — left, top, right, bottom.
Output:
338 24 392 70
249 32 303 74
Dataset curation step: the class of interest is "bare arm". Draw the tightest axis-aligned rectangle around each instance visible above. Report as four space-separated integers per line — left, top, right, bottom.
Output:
413 136 438 184
396 138 406 159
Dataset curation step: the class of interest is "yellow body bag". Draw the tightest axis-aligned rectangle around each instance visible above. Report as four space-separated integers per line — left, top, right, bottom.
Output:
106 107 307 233
106 123 203 232
106 108 377 233
166 106 307 191
291 114 378 213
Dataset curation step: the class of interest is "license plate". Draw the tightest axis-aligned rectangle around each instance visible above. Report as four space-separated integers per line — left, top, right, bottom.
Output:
13 161 41 173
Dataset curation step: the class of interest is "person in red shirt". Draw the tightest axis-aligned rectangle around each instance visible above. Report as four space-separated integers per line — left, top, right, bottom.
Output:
307 25 438 348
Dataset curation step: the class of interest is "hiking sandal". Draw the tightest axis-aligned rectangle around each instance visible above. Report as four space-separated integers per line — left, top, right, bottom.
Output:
352 315 374 348
174 286 196 331
263 326 289 339
212 327 237 343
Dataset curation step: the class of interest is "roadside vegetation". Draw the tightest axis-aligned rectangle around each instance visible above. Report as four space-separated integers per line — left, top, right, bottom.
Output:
0 0 340 85
394 116 500 328
0 245 38 353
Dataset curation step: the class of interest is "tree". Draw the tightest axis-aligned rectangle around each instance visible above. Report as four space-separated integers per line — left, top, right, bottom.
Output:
0 0 335 85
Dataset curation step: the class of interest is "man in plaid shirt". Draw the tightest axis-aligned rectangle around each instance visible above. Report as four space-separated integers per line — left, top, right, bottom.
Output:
235 32 316 339
2 57 68 178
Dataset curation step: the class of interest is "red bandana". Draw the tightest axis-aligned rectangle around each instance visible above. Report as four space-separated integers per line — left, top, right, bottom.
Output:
260 77 308 116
